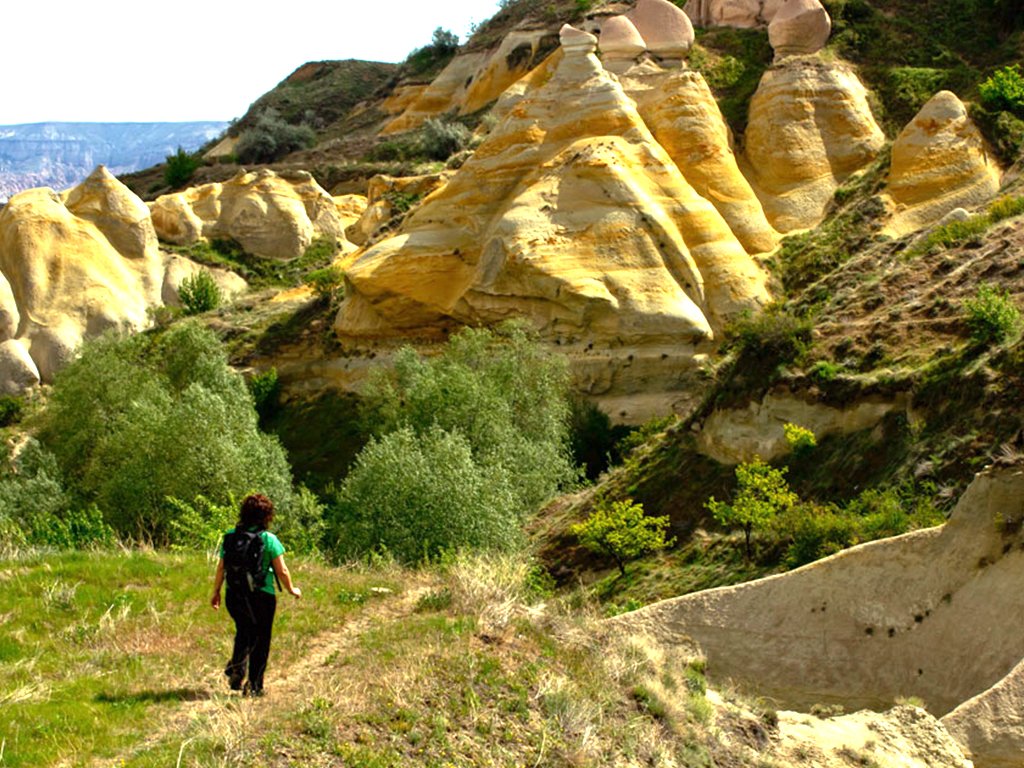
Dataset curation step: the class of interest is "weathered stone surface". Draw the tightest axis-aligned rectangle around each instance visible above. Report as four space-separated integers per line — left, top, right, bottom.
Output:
380 84 429 115
150 169 348 260
744 56 885 232
943 656 1024 767
0 272 19 342
885 91 1002 237
610 465 1024 718
683 0 784 28
343 174 449 248
599 15 647 64
336 27 769 348
64 166 159 260
768 0 831 57
333 194 368 255
627 0 695 57
622 64 779 254
462 30 560 114
381 53 489 136
0 339 39 395
695 390 908 463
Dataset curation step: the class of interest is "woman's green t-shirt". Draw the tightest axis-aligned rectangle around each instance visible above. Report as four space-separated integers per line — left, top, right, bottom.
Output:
220 528 285 595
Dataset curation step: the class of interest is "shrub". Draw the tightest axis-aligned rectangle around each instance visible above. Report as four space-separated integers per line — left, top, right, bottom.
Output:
572 498 675 576
431 27 459 53
0 396 23 427
305 265 345 302
963 283 1021 345
779 503 858 567
419 118 473 161
783 423 817 457
235 108 317 165
34 322 294 543
979 64 1024 118
989 195 1024 223
163 147 201 189
178 270 222 315
706 458 798 560
248 367 280 420
330 426 519 563
725 306 814 372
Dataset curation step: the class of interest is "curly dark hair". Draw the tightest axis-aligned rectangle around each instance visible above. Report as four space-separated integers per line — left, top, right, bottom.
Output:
239 493 275 529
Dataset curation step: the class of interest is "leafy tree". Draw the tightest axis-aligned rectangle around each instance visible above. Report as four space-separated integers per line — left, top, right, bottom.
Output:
979 64 1024 118
431 27 459 53
572 498 674 577
34 322 293 542
178 269 222 315
163 147 201 189
705 458 798 560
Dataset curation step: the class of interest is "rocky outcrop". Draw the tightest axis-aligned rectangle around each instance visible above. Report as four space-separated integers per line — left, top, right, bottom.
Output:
0 167 164 384
744 55 886 232
626 0 695 60
621 63 779 254
610 465 1024 722
598 16 647 73
944 656 1024 767
885 91 1002 237
695 390 908 464
683 0 784 28
150 169 351 260
336 25 769 348
332 194 369 255
768 0 831 57
343 174 448 248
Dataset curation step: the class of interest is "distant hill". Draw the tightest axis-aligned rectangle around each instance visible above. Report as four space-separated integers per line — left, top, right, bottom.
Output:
0 121 227 200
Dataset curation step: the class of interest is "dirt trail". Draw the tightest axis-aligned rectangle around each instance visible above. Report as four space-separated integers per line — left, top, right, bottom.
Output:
91 581 432 767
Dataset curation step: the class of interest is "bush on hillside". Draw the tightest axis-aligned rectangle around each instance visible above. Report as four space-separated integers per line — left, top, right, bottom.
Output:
34 322 294 543
979 64 1024 118
178 270 222 315
163 147 201 189
963 283 1021 346
572 498 675 577
420 118 473 161
705 458 798 560
724 306 813 372
235 108 316 165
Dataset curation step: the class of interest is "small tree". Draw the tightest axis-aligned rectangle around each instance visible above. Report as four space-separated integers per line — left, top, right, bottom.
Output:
572 498 674 577
706 458 798 560
963 283 1020 345
178 270 222 315
163 147 201 189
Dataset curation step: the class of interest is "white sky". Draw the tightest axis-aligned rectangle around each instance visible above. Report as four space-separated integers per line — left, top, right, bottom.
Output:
1 0 504 125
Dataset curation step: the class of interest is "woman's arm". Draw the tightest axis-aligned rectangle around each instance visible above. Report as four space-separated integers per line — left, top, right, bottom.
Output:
272 555 302 598
211 558 225 609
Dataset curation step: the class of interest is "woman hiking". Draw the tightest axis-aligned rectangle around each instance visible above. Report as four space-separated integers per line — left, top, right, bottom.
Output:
210 493 301 696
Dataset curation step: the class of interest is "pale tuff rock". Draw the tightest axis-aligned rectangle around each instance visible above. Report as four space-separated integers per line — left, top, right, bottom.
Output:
0 176 164 384
343 174 449 249
336 24 769 347
621 64 779 254
776 706 972 768
599 15 647 72
150 169 350 260
683 0 784 28
884 91 1001 237
626 0 695 58
203 135 237 160
744 56 885 232
462 30 560 114
0 340 39 396
332 194 369 255
768 0 831 57
380 84 429 115
381 53 488 136
609 465 1024 722
0 272 19 342
943 656 1024 767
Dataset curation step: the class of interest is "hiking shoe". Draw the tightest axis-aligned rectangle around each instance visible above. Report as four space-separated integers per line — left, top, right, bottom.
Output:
243 682 264 697
225 667 244 691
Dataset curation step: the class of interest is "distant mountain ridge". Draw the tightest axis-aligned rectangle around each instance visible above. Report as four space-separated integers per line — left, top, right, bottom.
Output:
0 121 228 200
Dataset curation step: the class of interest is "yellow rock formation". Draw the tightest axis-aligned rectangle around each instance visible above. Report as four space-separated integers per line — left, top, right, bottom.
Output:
150 169 351 260
337 27 770 347
621 63 779 254
343 174 449 249
884 91 1002 237
744 55 886 232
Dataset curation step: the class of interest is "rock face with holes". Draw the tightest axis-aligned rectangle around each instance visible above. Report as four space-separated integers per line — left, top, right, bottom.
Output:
0 167 164 386
744 55 886 232
149 169 350 261
884 91 1002 237
609 464 1024 734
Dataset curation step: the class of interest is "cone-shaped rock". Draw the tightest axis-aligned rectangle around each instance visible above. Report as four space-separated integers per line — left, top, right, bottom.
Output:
768 0 831 57
336 26 769 347
885 91 1001 236
744 56 885 232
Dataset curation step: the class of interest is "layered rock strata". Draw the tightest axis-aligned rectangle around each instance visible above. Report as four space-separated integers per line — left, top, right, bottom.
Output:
884 91 1002 237
150 169 352 260
744 55 886 232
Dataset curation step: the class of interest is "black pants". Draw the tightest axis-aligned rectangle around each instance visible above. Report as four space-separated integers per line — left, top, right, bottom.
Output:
225 588 276 692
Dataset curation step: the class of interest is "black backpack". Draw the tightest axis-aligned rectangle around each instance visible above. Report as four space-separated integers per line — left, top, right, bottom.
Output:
222 529 268 593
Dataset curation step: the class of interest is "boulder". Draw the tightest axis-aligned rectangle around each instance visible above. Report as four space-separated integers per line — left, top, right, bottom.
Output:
768 0 831 57
0 272 19 342
627 0 695 58
622 64 779 254
885 91 1002 237
332 194 369 255
599 16 647 72
683 0 784 28
0 340 39 395
744 56 885 232
943 655 1024 767
150 169 350 260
